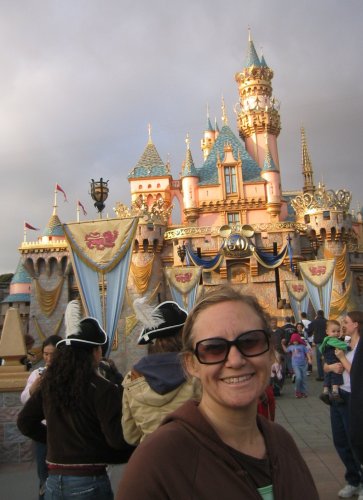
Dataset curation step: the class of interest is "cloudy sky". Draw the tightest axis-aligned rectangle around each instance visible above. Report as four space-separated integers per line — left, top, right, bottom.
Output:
0 0 362 274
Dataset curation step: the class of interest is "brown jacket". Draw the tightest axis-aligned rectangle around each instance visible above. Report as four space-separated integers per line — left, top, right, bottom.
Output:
117 400 319 500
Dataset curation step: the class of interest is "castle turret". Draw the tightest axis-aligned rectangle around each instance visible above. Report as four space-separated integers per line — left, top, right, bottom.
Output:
201 105 216 161
235 31 281 170
182 134 199 223
301 127 315 194
261 130 282 221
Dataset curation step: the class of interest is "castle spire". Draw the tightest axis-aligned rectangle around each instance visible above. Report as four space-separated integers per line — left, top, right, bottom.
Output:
148 123 153 145
244 28 261 68
301 127 315 194
221 96 229 125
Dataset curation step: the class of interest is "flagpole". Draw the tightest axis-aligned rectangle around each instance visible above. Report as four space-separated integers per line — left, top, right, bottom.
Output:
24 222 27 242
76 203 80 222
53 184 58 215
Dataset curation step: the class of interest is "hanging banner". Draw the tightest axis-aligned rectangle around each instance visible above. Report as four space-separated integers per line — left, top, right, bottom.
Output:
164 266 202 312
285 280 310 321
299 259 335 317
63 217 138 354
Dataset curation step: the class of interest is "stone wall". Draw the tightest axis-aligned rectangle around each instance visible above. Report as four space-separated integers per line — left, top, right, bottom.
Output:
0 391 33 463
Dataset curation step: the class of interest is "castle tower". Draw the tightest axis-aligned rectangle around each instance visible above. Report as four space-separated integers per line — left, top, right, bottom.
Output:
261 130 282 221
201 105 216 161
19 190 71 343
182 134 199 223
301 127 315 194
235 31 281 170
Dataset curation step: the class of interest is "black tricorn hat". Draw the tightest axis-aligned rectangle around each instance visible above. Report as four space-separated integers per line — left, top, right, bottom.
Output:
57 300 108 349
134 299 187 345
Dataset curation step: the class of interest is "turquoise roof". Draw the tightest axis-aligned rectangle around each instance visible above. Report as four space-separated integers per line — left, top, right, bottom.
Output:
11 260 31 284
2 293 30 304
262 149 279 173
215 120 220 133
244 39 261 68
206 116 214 132
182 148 199 178
128 141 169 179
43 214 64 236
260 54 268 68
198 125 263 185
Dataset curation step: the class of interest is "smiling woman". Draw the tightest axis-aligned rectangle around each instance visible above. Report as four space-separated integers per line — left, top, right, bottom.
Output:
117 286 319 500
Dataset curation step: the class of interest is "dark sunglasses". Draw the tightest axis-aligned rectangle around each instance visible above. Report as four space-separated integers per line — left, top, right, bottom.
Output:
193 330 270 365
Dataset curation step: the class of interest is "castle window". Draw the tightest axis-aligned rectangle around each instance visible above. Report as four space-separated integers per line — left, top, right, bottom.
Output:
224 166 237 194
227 212 240 225
323 211 331 220
304 214 310 224
157 183 161 188
139 185 142 189
148 184 152 189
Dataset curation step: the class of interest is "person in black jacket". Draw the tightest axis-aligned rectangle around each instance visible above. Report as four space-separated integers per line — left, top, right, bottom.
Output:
17 301 133 500
307 310 327 381
349 311 363 464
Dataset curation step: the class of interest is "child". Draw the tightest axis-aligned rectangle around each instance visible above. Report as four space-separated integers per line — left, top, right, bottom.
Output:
319 319 348 405
283 333 312 398
270 350 283 397
296 322 313 374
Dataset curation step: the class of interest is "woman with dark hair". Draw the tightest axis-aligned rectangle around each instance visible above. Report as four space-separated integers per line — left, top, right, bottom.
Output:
20 334 62 500
122 300 198 445
117 286 318 500
325 311 363 498
17 302 133 500
350 311 363 465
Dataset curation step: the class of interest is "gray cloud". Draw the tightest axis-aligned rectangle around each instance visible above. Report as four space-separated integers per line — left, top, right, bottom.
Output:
0 0 362 273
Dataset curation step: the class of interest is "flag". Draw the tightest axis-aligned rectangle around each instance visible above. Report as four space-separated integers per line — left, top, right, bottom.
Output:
78 200 87 216
24 222 39 230
56 184 68 202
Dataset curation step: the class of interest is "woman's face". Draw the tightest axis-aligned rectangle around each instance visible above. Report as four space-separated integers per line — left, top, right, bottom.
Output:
343 315 358 336
43 345 56 367
185 300 272 413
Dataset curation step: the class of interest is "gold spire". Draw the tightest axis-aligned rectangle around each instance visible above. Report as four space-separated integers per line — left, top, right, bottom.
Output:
301 127 315 194
185 133 190 150
248 26 251 42
221 96 229 125
148 123 153 145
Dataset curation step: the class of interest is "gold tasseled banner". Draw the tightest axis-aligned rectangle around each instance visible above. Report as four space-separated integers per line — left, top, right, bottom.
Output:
35 278 65 317
324 244 348 283
130 256 154 293
330 278 353 319
33 315 64 341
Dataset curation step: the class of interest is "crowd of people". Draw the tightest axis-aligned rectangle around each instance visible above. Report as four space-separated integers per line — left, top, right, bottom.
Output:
15 289 363 499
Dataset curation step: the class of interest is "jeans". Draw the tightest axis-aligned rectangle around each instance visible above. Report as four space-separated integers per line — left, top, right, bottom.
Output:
293 364 307 394
35 441 48 499
330 389 363 487
45 474 113 500
315 343 324 379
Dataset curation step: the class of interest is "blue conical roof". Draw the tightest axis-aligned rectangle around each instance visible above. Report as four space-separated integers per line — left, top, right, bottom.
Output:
11 260 31 284
206 116 214 132
182 148 199 178
128 140 168 178
260 54 268 68
244 39 261 68
43 213 64 236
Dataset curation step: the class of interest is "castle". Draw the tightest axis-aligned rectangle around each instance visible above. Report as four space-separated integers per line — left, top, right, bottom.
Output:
1 32 363 375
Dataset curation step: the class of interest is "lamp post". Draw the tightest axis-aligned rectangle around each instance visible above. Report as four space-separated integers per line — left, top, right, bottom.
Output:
90 178 109 218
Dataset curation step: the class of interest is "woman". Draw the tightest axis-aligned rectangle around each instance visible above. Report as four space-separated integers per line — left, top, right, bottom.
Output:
117 286 318 500
350 311 363 465
20 335 62 500
122 300 198 445
325 311 363 498
17 301 134 500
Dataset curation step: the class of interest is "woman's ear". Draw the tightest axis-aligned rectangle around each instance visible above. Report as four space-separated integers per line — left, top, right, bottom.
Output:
183 352 201 379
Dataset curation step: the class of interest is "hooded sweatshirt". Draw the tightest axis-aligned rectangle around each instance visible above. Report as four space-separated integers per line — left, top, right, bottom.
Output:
122 352 198 445
117 400 319 500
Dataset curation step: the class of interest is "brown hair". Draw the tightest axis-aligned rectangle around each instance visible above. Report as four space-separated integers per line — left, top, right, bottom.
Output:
326 319 340 330
346 311 363 337
147 331 183 354
181 285 271 354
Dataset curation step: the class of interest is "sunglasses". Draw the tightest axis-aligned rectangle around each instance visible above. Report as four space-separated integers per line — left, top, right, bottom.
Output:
193 330 270 365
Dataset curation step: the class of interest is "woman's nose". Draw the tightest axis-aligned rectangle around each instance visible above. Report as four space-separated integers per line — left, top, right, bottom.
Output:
225 344 246 366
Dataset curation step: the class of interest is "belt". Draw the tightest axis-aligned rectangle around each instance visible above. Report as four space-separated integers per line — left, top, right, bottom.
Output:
48 464 107 476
